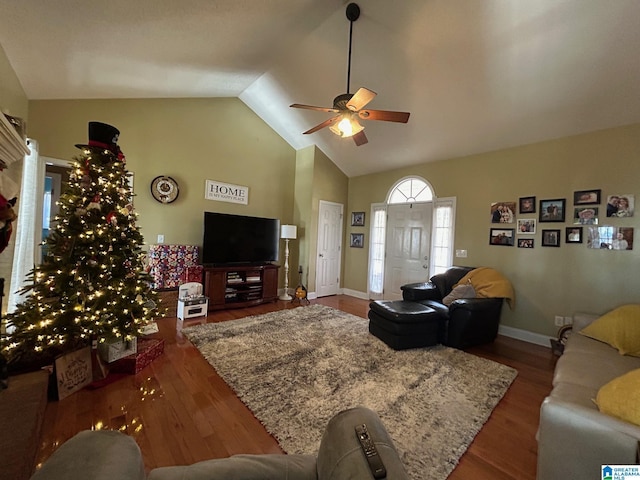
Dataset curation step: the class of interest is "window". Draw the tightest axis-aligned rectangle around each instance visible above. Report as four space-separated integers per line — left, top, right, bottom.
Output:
368 205 387 297
388 177 433 204
42 176 52 230
431 198 456 275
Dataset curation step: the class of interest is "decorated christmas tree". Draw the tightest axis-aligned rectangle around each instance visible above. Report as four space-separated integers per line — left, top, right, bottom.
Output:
3 122 161 367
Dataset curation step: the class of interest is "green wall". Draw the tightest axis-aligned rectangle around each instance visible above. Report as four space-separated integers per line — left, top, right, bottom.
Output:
346 124 640 336
293 146 315 290
27 98 299 286
25 99 349 294
309 147 349 292
293 145 349 292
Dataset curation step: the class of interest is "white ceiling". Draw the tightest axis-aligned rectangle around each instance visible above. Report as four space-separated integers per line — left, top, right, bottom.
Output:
1 0 640 177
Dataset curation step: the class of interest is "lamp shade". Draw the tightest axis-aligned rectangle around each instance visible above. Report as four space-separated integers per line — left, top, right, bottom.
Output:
281 224 297 240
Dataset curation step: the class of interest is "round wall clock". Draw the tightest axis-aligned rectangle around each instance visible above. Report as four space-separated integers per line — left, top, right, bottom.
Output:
150 175 179 204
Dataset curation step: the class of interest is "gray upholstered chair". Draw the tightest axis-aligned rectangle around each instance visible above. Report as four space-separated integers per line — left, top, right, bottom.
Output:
31 407 409 480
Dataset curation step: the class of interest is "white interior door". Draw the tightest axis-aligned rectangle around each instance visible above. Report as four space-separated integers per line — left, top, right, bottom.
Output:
383 203 432 300
316 200 343 297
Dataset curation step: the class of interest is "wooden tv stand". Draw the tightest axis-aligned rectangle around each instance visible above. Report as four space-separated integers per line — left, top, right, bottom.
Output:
203 264 279 311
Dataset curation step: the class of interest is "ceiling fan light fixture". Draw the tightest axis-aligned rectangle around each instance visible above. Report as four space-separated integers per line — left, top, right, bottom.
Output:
330 114 364 138
290 2 409 145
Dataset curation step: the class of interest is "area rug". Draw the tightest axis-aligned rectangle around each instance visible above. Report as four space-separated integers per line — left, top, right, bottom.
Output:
183 304 517 479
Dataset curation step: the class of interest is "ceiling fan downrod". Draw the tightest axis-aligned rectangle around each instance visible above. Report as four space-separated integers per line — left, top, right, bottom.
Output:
345 3 360 96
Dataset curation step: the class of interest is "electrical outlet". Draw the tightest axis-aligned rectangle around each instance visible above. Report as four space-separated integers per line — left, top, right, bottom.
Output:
554 315 564 327
564 316 573 325
157 234 165 244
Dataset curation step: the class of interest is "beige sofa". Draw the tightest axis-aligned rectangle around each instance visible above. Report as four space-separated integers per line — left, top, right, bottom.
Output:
537 312 640 479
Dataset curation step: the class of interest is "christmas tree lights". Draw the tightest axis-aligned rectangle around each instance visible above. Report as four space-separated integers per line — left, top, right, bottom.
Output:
2 123 163 367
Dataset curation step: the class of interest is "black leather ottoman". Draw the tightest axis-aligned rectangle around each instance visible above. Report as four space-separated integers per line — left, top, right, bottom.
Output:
368 300 445 350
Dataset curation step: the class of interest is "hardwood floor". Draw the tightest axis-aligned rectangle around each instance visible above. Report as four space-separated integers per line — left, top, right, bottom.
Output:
35 295 555 478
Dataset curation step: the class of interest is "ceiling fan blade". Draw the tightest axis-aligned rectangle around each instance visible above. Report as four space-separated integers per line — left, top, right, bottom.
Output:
352 130 368 146
302 115 341 135
291 103 339 113
358 109 410 123
346 87 377 111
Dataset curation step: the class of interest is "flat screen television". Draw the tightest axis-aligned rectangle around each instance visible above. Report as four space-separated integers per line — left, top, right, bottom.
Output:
202 212 280 266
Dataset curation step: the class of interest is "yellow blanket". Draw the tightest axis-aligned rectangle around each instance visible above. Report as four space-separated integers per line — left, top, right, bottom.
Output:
454 267 515 309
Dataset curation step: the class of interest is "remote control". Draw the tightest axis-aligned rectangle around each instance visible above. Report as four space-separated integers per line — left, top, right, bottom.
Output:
355 423 387 479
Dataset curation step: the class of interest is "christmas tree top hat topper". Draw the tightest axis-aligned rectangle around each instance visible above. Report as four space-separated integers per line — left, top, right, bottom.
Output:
75 121 121 155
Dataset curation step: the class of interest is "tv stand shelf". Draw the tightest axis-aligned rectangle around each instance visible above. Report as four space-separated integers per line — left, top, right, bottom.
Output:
203 264 279 311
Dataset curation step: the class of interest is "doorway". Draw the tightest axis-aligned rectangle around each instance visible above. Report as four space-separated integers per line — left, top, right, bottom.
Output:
383 203 432 300
367 177 455 300
315 200 343 297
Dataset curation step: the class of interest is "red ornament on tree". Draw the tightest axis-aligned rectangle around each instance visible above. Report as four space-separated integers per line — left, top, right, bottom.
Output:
87 194 101 210
106 211 117 226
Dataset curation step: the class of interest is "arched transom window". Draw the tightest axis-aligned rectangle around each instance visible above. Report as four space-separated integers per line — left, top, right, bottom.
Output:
388 177 433 204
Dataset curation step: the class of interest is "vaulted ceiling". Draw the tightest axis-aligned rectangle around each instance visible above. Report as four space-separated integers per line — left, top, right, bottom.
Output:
1 0 639 177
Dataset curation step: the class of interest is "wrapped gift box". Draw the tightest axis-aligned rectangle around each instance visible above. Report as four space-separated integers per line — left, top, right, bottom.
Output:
183 265 203 284
148 244 200 290
110 338 165 375
97 337 137 363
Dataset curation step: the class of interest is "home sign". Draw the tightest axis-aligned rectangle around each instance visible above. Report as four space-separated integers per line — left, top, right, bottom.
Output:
205 180 249 205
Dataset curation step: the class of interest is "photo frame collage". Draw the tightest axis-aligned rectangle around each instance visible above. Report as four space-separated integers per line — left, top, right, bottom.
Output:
490 189 635 250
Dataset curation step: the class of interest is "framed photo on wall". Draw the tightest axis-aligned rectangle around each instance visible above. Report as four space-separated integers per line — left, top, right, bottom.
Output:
519 196 536 214
490 202 516 223
573 189 600 205
566 227 583 244
606 194 635 217
517 219 536 234
587 226 634 250
351 212 365 226
350 233 364 248
573 207 598 225
539 199 566 222
489 228 515 246
517 238 534 248
542 229 561 247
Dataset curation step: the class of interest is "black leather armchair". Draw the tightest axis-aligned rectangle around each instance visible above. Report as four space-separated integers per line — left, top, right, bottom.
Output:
401 266 504 349
368 266 506 350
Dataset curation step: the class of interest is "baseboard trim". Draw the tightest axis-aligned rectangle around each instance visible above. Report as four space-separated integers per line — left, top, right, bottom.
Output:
498 325 552 348
339 290 552 348
341 288 369 300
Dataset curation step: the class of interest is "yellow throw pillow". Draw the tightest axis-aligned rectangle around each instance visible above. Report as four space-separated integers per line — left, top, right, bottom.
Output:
580 305 640 356
595 368 640 426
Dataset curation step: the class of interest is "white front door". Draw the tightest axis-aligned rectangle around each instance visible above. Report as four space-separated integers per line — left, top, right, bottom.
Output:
383 203 432 300
316 200 343 297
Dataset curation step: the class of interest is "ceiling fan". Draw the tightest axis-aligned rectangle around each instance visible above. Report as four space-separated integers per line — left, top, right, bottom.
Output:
290 3 410 146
